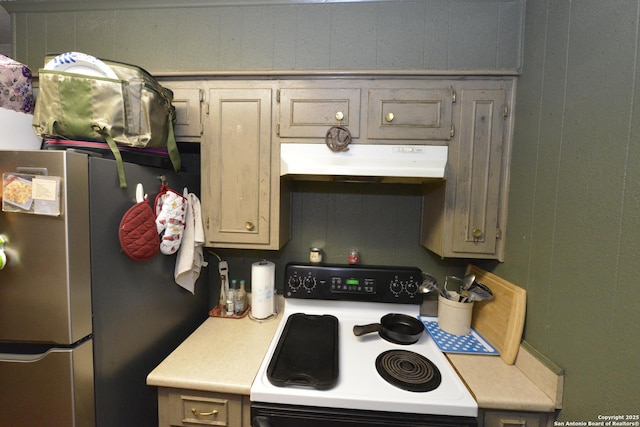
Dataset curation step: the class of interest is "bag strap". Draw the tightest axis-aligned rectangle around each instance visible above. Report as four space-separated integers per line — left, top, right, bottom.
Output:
93 123 128 188
93 117 178 189
46 119 58 137
166 113 181 173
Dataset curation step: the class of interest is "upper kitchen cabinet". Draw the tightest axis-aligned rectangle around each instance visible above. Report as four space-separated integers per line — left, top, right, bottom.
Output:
276 80 455 145
200 83 290 250
169 86 204 142
421 79 515 261
160 80 205 142
163 74 514 258
277 87 361 139
367 87 454 142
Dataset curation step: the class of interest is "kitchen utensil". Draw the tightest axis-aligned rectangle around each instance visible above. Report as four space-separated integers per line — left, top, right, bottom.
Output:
419 273 440 316
444 275 463 293
466 281 493 302
462 273 476 291
267 313 339 390
418 273 439 294
353 313 425 345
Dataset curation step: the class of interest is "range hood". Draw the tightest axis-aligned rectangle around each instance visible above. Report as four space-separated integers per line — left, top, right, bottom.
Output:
280 143 448 183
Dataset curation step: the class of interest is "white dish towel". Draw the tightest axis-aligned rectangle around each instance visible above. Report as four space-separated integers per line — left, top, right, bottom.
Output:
174 190 207 294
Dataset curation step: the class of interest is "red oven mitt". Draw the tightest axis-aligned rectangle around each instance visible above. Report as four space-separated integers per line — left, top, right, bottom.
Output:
119 184 159 261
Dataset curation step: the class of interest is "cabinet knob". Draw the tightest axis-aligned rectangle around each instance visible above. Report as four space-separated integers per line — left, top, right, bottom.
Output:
245 221 255 231
472 228 483 239
385 112 395 122
335 111 344 121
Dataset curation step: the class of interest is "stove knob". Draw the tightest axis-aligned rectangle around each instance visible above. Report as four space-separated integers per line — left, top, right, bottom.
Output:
302 276 317 292
390 278 403 296
288 275 302 291
405 280 418 296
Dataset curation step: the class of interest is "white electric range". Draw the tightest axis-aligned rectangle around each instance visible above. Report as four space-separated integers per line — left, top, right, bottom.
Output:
250 263 477 427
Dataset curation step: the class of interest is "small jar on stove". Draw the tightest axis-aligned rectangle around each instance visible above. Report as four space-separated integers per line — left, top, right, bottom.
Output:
348 249 360 264
309 247 323 263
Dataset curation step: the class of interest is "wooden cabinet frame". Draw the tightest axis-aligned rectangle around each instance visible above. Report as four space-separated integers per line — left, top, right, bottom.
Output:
161 75 515 258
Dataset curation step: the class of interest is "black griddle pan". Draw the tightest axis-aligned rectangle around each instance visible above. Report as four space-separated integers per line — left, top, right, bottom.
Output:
267 313 339 390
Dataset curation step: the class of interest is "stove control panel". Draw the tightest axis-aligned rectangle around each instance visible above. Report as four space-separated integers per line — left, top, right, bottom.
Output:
284 263 423 304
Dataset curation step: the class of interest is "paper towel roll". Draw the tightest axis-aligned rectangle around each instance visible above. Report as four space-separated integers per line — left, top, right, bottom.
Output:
251 261 276 319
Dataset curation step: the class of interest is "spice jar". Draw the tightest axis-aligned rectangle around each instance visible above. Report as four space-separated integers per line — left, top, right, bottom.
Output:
309 247 323 263
348 249 360 264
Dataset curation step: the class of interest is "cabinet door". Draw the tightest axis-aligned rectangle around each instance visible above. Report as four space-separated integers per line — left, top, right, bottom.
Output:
203 88 272 245
278 88 361 138
451 88 506 256
171 87 203 140
367 88 453 140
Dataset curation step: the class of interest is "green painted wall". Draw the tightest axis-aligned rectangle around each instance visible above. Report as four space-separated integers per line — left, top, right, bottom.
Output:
4 0 524 73
494 0 640 421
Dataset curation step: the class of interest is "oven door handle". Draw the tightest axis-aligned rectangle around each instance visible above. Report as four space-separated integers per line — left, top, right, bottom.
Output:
252 416 272 427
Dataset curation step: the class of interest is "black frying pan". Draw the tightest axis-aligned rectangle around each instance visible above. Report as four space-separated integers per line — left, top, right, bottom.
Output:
352 313 425 345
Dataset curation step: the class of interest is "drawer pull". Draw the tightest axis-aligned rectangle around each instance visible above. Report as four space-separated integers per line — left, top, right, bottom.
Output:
245 221 255 231
192 408 219 417
335 111 344 121
385 112 395 122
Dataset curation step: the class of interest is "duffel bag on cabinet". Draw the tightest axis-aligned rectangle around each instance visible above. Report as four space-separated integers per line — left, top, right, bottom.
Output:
33 52 181 188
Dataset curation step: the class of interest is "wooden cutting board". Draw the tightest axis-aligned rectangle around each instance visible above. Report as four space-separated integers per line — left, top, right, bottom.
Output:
465 265 526 365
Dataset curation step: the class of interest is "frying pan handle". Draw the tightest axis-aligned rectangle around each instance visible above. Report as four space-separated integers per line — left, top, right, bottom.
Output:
353 323 381 336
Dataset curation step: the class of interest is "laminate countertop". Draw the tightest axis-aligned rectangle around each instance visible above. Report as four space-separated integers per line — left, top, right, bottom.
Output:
147 310 562 413
447 348 563 412
147 313 281 396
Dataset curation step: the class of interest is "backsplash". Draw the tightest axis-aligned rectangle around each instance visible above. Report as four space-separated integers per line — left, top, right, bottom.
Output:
208 180 474 307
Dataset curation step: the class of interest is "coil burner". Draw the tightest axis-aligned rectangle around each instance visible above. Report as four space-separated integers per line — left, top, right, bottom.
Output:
375 350 442 392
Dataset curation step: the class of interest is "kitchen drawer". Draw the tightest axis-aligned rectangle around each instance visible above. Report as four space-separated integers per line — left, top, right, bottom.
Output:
180 395 229 425
157 387 244 427
278 88 361 138
367 88 454 141
481 410 554 427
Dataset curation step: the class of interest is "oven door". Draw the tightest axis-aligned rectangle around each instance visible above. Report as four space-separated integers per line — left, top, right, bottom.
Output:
251 403 477 427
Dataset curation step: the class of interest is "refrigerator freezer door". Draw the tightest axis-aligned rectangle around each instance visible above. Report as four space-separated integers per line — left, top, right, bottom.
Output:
0 151 92 345
0 338 95 427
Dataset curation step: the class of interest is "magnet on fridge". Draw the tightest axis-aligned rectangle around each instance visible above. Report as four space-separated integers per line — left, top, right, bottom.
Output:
2 172 61 216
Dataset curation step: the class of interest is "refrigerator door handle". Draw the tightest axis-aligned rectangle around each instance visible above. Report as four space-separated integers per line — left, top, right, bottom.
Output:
0 233 8 270
0 348 58 363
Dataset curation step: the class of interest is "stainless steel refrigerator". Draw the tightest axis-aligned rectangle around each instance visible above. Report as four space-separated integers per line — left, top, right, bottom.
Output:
0 150 209 427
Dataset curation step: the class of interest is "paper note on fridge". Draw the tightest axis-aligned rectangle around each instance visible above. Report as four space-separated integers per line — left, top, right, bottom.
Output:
2 172 61 216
